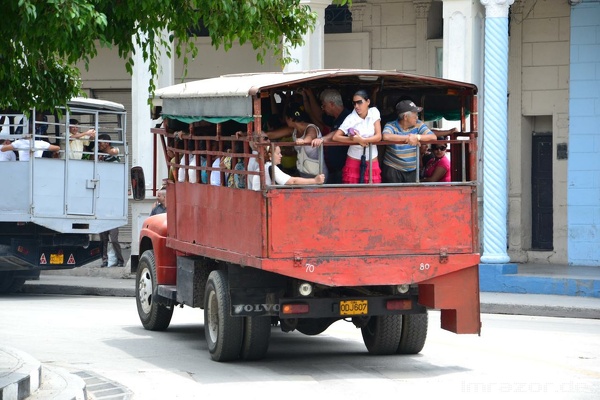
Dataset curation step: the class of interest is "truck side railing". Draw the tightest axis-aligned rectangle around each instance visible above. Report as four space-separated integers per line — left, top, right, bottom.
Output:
152 127 478 190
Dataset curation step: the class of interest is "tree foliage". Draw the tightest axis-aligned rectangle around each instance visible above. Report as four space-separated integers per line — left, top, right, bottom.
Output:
0 0 340 111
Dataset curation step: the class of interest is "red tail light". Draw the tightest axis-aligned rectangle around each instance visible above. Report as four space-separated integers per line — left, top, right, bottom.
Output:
282 303 310 314
386 299 412 310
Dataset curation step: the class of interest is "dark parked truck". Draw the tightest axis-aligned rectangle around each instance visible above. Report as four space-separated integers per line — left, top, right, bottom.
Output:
133 70 480 361
0 98 128 293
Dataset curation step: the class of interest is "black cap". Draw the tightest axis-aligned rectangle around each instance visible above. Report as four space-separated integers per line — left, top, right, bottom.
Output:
396 100 423 114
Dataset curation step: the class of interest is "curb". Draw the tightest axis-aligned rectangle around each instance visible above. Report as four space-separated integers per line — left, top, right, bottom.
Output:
0 346 41 400
480 303 600 319
28 366 86 400
22 284 134 298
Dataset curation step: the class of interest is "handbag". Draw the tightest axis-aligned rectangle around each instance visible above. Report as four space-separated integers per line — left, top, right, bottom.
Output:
295 124 321 176
297 147 321 176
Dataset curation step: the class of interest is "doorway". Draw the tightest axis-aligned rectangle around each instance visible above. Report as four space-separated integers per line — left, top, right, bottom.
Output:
531 133 553 250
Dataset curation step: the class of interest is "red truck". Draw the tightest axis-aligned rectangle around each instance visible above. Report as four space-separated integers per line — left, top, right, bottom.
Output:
132 70 480 362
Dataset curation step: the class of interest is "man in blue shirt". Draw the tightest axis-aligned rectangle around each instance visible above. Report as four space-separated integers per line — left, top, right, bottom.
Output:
381 100 437 183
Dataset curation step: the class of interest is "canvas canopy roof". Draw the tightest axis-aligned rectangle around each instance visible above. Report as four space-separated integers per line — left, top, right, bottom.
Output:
68 97 125 112
154 69 477 122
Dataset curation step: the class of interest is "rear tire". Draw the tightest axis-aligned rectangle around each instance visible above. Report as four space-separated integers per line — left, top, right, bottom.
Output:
0 272 26 294
204 270 243 362
240 316 271 360
361 315 403 355
136 250 173 331
397 312 428 354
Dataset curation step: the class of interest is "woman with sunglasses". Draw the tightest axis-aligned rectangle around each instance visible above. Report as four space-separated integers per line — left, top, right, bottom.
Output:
331 89 382 184
422 144 451 182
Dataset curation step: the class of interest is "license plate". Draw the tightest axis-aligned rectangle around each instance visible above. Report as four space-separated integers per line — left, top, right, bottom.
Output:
50 254 64 264
340 300 368 316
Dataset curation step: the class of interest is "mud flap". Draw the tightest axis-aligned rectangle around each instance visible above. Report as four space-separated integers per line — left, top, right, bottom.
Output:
418 265 481 334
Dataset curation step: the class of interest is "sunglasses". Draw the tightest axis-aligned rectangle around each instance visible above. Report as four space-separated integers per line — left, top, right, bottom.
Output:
432 146 446 151
352 99 365 106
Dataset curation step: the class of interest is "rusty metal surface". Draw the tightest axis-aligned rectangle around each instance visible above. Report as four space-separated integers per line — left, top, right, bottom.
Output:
163 183 479 287
267 185 476 257
419 265 481 334
170 182 266 257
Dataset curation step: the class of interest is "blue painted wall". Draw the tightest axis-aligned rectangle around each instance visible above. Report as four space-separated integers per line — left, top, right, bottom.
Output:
568 2 600 266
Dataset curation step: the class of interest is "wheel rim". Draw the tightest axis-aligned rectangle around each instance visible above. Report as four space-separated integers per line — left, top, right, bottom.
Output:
207 290 219 344
138 267 153 314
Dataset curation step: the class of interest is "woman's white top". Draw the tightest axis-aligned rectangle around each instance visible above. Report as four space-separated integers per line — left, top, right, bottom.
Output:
251 161 291 190
338 107 381 160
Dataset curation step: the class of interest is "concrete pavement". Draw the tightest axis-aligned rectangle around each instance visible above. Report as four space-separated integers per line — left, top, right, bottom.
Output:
3 257 600 399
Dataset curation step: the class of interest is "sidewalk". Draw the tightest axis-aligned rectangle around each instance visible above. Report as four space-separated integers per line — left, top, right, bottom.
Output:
19 259 600 320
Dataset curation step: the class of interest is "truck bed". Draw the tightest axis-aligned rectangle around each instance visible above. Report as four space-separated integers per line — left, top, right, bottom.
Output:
166 182 479 287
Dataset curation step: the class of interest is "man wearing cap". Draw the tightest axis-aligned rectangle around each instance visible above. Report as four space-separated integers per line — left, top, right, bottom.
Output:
381 100 438 183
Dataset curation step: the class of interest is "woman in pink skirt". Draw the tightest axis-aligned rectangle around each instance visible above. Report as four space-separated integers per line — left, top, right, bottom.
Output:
331 90 382 184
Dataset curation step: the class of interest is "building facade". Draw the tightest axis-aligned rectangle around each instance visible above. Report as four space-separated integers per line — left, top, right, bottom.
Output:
77 0 600 268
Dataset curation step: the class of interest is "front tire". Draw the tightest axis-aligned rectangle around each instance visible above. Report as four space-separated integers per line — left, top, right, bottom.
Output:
136 250 173 331
204 270 243 362
361 315 403 355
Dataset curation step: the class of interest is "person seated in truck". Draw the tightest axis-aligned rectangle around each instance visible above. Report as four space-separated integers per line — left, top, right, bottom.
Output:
265 112 298 177
421 143 451 182
174 132 208 184
97 133 120 162
251 145 324 190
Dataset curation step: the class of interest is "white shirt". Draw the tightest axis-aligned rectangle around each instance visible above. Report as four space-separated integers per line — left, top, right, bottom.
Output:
210 157 221 186
338 107 381 160
9 139 52 161
251 161 291 190
0 144 17 161
246 150 259 190
178 154 196 183
68 135 92 160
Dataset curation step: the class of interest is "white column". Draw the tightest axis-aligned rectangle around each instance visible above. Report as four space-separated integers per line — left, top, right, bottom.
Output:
441 1 484 134
130 32 174 262
443 0 484 86
284 0 330 72
479 0 514 264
